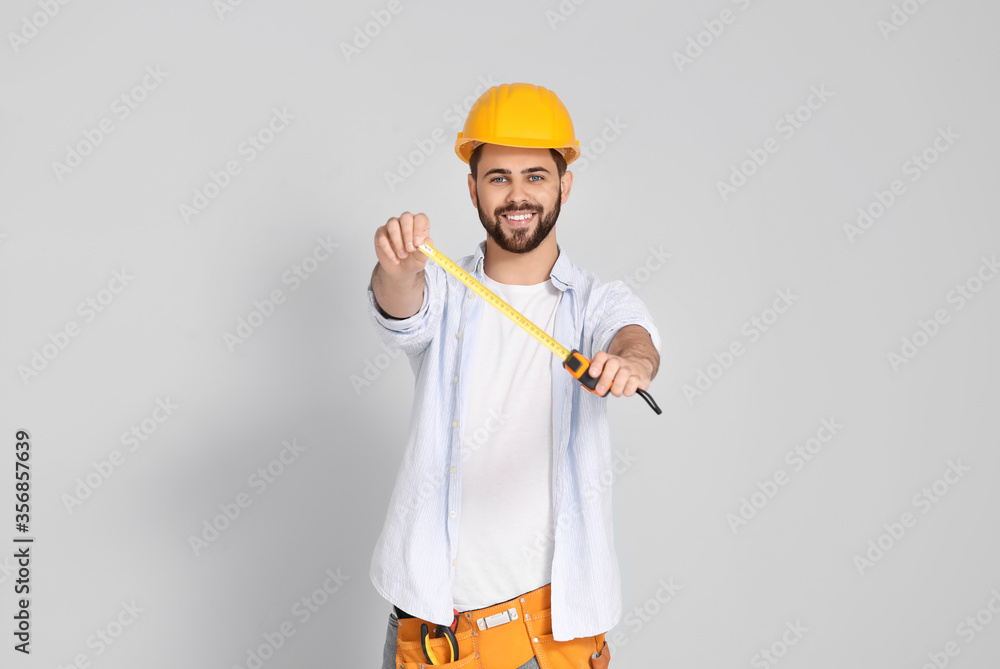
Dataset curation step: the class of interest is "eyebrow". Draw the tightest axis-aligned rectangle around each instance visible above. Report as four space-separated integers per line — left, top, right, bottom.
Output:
483 166 552 177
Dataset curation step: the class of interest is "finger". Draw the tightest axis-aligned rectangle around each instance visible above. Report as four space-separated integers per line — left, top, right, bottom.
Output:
376 230 400 265
413 213 430 246
596 378 614 397
413 236 434 264
386 217 407 259
410 235 431 268
596 357 619 397
399 211 415 252
589 351 607 378
599 368 625 397
611 368 639 398
621 372 641 397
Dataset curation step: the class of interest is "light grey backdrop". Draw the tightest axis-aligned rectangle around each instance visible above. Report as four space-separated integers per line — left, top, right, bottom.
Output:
2 0 998 667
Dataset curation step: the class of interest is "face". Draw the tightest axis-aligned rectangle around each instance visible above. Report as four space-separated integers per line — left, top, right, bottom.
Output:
468 144 572 254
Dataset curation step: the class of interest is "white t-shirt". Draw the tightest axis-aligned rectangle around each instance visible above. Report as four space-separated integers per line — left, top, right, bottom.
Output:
451 272 561 611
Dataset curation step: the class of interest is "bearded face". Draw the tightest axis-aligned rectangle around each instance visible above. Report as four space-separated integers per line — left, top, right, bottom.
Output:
470 145 568 255
477 196 561 254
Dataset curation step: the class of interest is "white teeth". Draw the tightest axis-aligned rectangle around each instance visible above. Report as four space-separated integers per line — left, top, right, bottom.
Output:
505 213 533 221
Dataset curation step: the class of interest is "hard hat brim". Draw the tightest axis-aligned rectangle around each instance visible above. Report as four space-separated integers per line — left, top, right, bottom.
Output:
455 136 580 166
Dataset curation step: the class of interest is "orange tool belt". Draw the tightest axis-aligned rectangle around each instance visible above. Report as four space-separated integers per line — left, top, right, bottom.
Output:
393 583 610 669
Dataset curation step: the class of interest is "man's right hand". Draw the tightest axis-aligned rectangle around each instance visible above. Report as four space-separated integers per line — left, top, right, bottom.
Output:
374 212 434 278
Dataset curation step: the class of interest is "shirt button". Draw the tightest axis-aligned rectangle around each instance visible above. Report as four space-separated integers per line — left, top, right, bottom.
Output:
452 420 459 428
467 293 475 299
450 511 456 518
454 375 459 383
450 466 457 474
456 331 462 339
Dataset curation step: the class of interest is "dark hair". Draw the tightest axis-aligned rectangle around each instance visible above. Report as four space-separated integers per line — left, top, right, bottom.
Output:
469 144 567 181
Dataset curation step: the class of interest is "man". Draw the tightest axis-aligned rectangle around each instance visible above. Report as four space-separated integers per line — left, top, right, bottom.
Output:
367 83 660 669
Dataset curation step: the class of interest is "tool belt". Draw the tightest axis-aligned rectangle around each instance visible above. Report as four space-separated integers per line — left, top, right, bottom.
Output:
392 583 610 668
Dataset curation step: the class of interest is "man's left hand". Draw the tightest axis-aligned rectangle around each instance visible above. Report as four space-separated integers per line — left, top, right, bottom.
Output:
587 352 653 398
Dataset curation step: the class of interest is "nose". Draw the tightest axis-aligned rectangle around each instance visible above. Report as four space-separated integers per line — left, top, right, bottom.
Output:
506 179 528 205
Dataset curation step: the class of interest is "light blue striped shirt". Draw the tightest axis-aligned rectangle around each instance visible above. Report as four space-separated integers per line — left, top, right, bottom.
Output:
366 240 661 641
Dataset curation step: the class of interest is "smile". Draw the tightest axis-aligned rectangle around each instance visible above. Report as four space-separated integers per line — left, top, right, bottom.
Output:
502 211 536 227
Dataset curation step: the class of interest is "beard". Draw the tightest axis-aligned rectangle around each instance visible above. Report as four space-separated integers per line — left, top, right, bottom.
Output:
478 197 561 254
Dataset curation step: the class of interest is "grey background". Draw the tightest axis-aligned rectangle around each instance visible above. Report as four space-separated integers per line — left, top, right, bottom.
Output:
1 0 999 667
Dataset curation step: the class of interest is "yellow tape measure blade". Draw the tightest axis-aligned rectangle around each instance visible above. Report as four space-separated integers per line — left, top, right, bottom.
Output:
416 242 662 415
416 243 570 360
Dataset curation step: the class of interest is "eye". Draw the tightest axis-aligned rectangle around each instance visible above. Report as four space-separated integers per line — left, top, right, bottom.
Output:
527 175 543 182
489 175 508 183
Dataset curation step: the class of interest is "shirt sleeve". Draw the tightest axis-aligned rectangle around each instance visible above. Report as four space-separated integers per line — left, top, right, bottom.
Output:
365 266 443 359
591 280 662 356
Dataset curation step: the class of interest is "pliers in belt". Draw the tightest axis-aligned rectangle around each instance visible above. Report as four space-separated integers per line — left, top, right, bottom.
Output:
420 621 458 665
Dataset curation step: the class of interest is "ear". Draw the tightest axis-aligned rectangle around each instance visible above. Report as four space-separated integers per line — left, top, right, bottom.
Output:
468 173 478 208
559 170 574 204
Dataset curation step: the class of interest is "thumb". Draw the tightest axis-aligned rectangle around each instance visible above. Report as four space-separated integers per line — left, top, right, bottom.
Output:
588 353 604 377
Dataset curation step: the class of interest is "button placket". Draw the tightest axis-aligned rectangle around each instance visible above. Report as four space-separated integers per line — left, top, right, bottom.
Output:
449 266 478 570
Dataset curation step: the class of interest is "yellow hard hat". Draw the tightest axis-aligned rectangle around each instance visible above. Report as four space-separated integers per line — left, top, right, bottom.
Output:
455 83 580 165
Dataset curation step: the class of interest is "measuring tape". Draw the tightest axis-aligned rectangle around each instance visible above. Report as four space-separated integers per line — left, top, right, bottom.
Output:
417 242 661 415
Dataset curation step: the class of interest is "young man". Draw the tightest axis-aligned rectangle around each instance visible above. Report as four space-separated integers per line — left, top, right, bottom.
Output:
367 83 660 669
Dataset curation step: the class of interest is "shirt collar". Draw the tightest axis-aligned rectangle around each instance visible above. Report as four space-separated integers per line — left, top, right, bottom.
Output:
472 240 576 292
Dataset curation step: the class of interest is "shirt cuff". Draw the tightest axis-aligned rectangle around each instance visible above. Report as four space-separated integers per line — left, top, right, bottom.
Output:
366 279 430 333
